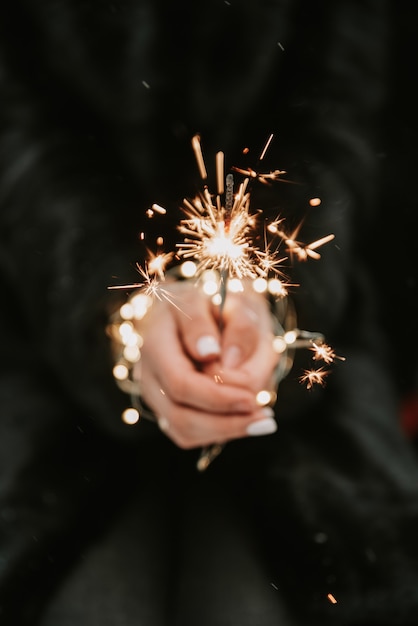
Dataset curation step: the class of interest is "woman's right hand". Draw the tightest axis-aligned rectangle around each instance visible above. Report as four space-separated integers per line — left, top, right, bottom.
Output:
133 282 279 449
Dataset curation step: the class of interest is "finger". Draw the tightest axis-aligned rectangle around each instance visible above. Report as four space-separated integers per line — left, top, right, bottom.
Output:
173 289 222 363
137 313 258 414
142 381 277 449
144 359 258 414
167 408 278 449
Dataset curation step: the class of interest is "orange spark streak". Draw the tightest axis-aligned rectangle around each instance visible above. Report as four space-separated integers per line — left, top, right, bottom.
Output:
192 135 207 180
259 133 274 161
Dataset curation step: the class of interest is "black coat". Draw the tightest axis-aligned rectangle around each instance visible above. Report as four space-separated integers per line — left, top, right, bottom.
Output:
1 1 418 624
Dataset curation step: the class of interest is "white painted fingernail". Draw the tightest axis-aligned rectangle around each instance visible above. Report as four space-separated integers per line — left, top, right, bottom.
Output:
158 417 170 432
196 335 221 357
246 417 277 436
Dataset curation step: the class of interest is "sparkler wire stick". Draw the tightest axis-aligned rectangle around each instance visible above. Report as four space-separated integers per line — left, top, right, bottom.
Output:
197 172 233 471
218 172 234 325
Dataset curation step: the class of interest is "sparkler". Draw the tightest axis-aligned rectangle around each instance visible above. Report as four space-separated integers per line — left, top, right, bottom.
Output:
110 133 335 310
108 133 344 470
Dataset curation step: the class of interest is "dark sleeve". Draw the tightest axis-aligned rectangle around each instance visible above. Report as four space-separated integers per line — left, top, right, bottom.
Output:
0 11 158 622
0 346 129 624
280 0 390 343
0 24 147 441
247 2 418 622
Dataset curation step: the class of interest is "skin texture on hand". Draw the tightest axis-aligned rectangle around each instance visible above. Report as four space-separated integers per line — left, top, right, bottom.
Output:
133 282 280 449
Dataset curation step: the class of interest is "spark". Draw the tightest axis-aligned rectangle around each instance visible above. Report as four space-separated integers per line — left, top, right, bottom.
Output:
231 165 289 185
151 203 167 215
277 222 335 261
256 221 288 279
267 216 286 235
216 151 225 195
108 262 183 311
231 134 295 185
310 342 346 364
259 133 274 160
309 197 321 207
191 134 207 180
327 593 337 604
299 367 330 390
146 249 174 279
255 247 288 278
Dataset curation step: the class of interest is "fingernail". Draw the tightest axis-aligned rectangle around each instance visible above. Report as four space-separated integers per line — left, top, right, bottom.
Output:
246 417 277 436
158 417 170 432
223 345 242 368
196 335 221 357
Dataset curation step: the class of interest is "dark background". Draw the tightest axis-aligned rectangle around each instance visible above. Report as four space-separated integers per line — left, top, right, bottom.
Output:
373 4 418 401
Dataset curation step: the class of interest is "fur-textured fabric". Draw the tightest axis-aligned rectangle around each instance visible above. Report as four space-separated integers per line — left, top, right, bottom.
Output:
1 1 418 624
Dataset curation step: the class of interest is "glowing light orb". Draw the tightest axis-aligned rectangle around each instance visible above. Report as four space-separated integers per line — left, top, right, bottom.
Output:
122 408 140 425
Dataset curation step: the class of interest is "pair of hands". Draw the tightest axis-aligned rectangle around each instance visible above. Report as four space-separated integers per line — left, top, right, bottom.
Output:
134 282 280 449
